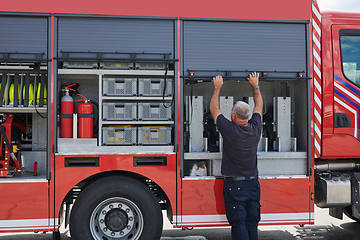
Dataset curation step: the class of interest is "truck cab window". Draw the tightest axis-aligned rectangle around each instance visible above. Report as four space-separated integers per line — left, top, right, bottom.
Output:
340 35 360 86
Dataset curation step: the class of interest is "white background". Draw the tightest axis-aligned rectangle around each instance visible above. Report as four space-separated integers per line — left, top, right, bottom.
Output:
317 0 360 12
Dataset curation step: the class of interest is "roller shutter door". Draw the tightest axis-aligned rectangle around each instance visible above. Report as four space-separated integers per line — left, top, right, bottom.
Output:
0 16 48 59
183 21 307 76
57 17 174 55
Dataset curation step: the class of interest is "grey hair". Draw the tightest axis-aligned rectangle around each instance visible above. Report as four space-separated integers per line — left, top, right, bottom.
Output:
232 101 251 120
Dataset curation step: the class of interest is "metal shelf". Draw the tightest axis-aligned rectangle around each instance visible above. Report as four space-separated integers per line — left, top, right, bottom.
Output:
0 106 47 113
184 152 222 160
57 141 175 154
102 120 174 125
0 171 48 182
101 96 173 101
184 151 307 160
95 68 175 150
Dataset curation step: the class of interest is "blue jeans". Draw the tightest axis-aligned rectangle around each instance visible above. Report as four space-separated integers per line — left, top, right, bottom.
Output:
223 178 261 240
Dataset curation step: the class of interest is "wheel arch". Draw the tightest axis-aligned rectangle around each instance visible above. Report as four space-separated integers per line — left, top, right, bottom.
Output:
59 170 173 228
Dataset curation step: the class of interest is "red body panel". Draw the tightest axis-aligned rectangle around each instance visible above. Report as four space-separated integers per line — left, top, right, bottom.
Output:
0 181 49 232
323 134 360 158
54 154 177 223
180 178 312 228
1 0 311 21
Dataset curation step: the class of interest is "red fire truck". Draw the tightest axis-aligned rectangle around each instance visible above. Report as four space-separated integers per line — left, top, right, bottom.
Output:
0 0 360 239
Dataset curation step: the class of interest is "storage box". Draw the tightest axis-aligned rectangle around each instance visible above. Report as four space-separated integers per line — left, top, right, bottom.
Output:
138 127 172 145
102 126 137 145
103 78 137 96
138 103 171 120
102 102 137 121
138 78 172 96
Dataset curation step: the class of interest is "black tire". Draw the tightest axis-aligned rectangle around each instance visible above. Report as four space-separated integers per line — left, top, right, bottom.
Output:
343 206 360 222
70 175 163 240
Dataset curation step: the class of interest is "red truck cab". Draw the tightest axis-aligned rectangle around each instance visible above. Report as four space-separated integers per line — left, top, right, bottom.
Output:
315 10 360 222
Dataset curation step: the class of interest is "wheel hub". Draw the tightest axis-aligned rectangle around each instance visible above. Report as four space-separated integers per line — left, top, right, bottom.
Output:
105 209 128 232
91 199 140 239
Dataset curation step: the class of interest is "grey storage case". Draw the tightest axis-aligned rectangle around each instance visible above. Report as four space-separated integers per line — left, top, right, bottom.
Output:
103 78 137 96
102 102 137 121
138 78 172 96
138 127 171 145
102 126 137 145
138 103 171 121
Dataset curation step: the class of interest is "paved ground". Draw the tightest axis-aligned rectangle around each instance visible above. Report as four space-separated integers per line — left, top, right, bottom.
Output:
1 207 359 239
161 206 360 240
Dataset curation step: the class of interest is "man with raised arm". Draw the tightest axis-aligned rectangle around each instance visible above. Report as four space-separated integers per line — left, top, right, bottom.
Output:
210 72 263 240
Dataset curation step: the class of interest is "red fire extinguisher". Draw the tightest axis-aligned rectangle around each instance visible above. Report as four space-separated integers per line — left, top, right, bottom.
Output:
60 90 74 138
78 100 93 138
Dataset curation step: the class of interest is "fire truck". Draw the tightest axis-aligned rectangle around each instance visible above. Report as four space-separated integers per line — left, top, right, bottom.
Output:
0 0 360 239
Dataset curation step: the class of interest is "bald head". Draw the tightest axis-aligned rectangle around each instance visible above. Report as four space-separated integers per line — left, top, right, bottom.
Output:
232 101 251 120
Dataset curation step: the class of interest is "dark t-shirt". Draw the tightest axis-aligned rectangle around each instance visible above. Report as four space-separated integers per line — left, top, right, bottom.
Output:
216 113 262 177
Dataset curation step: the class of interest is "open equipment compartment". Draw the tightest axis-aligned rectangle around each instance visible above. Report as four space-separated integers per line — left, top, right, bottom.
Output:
54 16 177 154
0 15 49 179
56 16 175 154
181 19 310 178
56 53 176 153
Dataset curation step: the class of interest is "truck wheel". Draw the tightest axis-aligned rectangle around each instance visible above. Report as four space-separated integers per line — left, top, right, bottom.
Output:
70 176 163 240
343 206 360 222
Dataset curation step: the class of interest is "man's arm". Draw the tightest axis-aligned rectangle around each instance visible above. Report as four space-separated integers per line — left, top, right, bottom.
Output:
210 75 223 124
247 72 263 117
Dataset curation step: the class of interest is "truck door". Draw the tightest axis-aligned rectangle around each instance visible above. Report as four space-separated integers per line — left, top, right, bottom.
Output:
331 25 360 158
180 19 312 227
